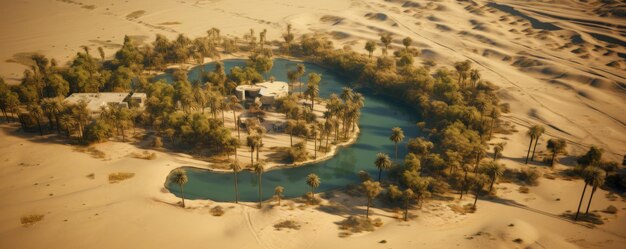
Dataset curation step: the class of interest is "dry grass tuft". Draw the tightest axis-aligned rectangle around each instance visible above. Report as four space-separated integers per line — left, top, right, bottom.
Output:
337 215 382 234
210 206 225 216
274 220 301 230
21 214 44 227
131 151 157 160
108 172 135 183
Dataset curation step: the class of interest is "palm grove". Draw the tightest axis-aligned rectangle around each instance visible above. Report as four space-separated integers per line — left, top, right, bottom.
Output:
1 26 622 222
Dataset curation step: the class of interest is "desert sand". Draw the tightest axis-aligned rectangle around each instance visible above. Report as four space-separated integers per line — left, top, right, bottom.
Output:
0 0 625 248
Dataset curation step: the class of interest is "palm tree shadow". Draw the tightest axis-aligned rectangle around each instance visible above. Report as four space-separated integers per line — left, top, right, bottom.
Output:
483 196 626 239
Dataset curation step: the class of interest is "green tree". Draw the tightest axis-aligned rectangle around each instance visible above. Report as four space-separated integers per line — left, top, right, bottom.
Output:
28 104 44 136
530 125 545 161
374 153 392 181
365 41 376 58
402 37 412 51
362 180 383 218
274 186 284 205
402 188 414 221
481 161 504 193
169 169 188 208
305 73 320 109
254 162 265 207
471 174 488 209
493 142 505 161
389 127 405 160
584 167 605 215
380 33 392 56
306 173 321 195
230 162 241 203
227 96 243 139
575 167 604 220
547 138 567 167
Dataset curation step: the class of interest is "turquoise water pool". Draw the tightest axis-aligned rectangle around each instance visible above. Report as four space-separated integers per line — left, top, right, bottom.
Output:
164 58 421 201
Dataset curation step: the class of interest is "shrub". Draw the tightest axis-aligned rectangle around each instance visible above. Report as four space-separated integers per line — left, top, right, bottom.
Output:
21 214 44 226
152 136 163 148
286 142 309 163
274 220 301 230
131 151 157 160
210 206 225 216
108 172 135 183
605 205 618 214
83 119 113 143
337 215 382 233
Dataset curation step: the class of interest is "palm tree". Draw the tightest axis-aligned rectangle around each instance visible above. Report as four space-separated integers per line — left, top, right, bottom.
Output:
481 161 504 193
247 134 260 166
374 153 392 181
296 64 305 95
402 37 412 51
285 120 296 147
306 173 321 195
530 125 545 161
493 142 505 161
230 162 241 203
584 167 605 215
274 186 284 205
402 188 415 221
365 41 376 58
469 69 480 87
576 167 593 220
253 162 265 208
311 124 319 159
380 33 392 56
169 169 188 207
547 138 567 167
525 126 538 164
28 104 44 136
389 127 405 160
362 180 382 218
305 80 319 110
472 174 488 209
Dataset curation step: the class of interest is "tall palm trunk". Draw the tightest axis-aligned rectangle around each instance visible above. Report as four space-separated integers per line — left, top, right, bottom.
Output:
585 186 597 215
233 111 240 139
250 147 254 166
404 200 409 221
233 171 239 203
473 188 480 208
531 137 539 161
550 150 557 167
257 173 263 208
378 169 382 182
525 138 533 164
314 134 317 159
394 142 398 161
575 183 588 220
179 184 186 208
489 177 495 193
35 118 43 136
366 198 371 218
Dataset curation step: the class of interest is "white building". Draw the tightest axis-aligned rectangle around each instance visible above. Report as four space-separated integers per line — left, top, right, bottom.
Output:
64 92 146 115
235 81 289 106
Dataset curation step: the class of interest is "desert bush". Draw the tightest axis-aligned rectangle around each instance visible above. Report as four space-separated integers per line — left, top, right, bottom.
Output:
21 214 44 226
152 136 163 148
286 142 309 163
274 220 301 230
108 172 135 183
131 151 157 160
83 119 113 143
337 215 383 233
210 206 225 216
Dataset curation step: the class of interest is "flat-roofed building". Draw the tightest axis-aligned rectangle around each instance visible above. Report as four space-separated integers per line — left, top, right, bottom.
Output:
64 92 130 115
235 81 289 107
